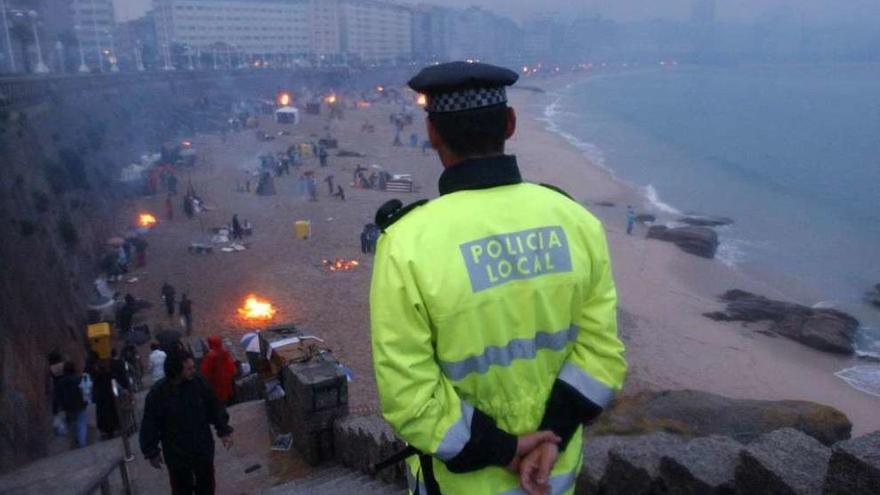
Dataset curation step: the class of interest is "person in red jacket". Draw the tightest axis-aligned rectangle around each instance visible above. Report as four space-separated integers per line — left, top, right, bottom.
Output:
200 336 236 405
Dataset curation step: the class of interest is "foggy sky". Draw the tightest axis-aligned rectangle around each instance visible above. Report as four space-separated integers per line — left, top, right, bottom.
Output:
114 0 880 25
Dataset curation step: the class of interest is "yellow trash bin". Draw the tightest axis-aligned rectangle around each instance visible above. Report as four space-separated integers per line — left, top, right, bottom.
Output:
294 220 311 240
87 322 112 359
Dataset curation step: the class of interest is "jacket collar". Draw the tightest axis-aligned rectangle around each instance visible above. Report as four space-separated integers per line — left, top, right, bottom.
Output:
438 154 522 196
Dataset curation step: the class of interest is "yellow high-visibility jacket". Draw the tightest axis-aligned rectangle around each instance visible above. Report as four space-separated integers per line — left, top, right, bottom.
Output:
370 155 627 495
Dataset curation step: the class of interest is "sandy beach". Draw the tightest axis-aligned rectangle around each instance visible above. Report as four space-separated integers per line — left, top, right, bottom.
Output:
114 77 880 437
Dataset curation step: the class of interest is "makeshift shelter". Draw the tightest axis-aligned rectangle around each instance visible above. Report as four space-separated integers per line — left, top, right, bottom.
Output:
274 106 300 124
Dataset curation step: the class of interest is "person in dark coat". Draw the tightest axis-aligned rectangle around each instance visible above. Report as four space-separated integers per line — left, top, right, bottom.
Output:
231 215 243 241
165 194 174 221
54 362 88 448
324 174 334 194
318 146 328 167
161 282 176 317
110 348 131 392
179 294 193 335
360 226 369 254
91 358 121 439
140 351 234 495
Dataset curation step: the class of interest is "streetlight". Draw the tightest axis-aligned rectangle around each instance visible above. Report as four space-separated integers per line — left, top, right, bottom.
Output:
54 40 64 73
105 29 118 72
74 25 88 73
1 0 15 72
27 10 48 73
134 39 144 71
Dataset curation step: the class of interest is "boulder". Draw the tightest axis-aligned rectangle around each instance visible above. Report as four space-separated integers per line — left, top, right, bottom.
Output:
659 435 742 494
678 215 734 227
735 428 831 495
866 284 880 309
823 431 880 495
576 436 643 495
646 225 719 258
602 432 684 495
635 214 657 223
705 290 859 355
590 390 851 446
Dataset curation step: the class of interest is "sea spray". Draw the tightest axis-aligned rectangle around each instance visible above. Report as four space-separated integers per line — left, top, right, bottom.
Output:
835 366 880 398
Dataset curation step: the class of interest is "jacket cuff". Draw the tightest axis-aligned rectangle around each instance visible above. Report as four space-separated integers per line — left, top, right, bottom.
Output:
443 408 517 473
539 379 604 450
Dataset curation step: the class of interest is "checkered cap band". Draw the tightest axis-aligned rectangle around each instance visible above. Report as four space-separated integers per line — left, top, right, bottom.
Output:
427 87 507 113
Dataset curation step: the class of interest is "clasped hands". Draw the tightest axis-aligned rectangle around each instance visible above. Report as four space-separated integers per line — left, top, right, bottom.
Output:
506 431 561 495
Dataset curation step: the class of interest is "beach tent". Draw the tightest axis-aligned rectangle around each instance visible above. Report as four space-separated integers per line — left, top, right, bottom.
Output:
274 106 300 124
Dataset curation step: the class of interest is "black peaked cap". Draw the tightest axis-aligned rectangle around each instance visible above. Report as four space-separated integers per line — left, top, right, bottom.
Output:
408 61 519 94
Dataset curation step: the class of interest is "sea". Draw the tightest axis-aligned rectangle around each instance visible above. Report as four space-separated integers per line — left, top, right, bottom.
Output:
539 64 880 397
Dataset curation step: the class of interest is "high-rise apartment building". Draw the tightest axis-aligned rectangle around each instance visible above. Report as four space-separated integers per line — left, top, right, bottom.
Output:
151 0 412 64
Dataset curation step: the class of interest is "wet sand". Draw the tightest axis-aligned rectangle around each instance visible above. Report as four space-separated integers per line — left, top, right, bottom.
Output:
114 82 880 436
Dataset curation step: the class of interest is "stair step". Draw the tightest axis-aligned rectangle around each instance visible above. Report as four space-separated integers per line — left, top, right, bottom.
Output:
263 464 404 494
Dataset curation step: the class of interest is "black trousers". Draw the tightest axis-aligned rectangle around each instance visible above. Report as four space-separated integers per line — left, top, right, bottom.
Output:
168 461 215 495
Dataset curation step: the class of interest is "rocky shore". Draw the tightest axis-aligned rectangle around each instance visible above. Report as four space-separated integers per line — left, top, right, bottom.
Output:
705 290 860 355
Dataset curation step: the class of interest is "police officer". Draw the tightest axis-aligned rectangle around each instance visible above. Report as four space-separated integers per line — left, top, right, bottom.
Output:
370 62 627 495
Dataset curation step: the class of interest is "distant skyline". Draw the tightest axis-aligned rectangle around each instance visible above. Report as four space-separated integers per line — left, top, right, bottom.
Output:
113 0 880 26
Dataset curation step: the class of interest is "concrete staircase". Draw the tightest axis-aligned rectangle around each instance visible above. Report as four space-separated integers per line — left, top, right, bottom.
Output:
263 465 406 495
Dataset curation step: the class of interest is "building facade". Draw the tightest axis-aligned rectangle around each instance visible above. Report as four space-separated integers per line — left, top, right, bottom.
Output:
339 0 411 64
151 0 412 65
152 0 310 62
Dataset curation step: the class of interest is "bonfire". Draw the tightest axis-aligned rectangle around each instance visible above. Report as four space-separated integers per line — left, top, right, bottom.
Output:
138 213 157 228
323 258 360 272
237 294 277 321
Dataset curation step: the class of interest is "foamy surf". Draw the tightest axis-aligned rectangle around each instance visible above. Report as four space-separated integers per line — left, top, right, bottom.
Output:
541 98 612 174
642 184 681 215
835 365 880 398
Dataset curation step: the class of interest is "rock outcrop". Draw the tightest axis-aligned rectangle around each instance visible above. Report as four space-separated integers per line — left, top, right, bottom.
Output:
590 390 851 446
823 431 880 495
704 290 859 354
602 432 684 495
660 435 741 494
646 225 719 258
736 428 831 495
866 284 880 309
678 215 734 227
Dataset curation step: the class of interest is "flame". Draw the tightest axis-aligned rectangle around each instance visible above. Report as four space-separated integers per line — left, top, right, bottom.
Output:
325 93 337 104
376 85 384 93
237 294 277 320
138 213 157 228
323 258 360 272
278 92 291 106
416 94 427 107
181 140 192 148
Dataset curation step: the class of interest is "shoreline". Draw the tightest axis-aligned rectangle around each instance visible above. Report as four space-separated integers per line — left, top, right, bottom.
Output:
508 81 880 435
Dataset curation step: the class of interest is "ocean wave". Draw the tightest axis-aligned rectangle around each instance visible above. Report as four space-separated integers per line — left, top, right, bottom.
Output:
835 365 880 398
540 98 612 174
642 184 682 215
716 239 748 268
